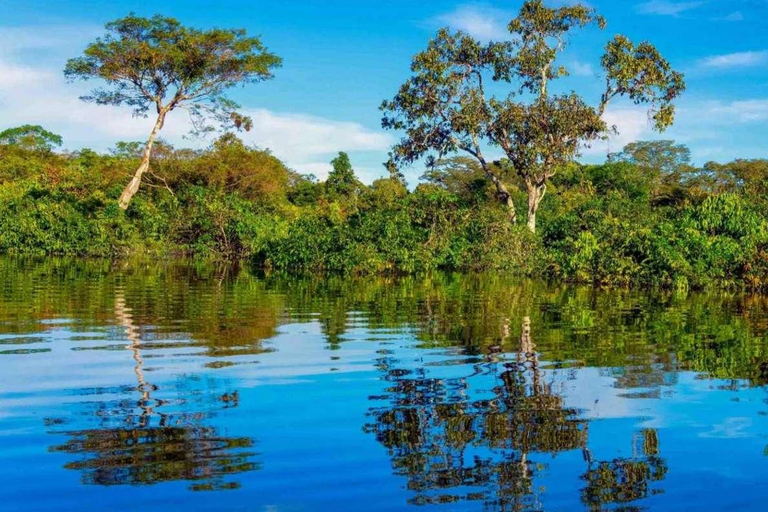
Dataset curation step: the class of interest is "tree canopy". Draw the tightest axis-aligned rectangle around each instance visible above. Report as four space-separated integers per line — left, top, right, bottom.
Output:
381 0 685 232
64 13 282 209
704 159 768 197
64 14 281 133
326 152 361 199
0 125 63 152
610 141 691 175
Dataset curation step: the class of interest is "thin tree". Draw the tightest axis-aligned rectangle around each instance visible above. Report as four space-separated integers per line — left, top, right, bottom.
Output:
381 0 685 232
65 14 282 209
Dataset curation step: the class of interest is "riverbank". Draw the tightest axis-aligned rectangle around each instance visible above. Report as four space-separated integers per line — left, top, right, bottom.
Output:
1 137 767 291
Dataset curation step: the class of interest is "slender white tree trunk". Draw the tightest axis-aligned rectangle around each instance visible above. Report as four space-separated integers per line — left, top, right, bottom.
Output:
527 209 537 233
118 110 167 210
501 188 518 224
526 182 546 234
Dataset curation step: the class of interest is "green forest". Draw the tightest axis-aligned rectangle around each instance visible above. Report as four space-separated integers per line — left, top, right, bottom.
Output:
2 130 767 290
1 3 767 291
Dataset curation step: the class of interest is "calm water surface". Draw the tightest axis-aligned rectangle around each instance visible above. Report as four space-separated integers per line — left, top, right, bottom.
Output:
2 258 768 511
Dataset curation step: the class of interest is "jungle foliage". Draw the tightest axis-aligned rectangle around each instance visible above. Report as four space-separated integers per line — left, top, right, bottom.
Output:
1 129 767 291
1 2 765 291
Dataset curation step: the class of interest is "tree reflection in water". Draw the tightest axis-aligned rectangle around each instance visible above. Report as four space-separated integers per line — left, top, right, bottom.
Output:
47 290 258 491
581 429 667 509
5 259 765 506
365 316 667 509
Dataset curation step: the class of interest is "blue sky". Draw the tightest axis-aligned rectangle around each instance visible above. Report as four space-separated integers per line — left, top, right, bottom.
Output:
0 0 766 183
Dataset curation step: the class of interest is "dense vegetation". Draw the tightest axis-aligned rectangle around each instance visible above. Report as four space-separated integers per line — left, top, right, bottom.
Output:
1 130 767 291
1 3 765 291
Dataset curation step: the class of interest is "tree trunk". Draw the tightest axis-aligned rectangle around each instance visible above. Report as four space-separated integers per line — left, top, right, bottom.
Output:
118 110 167 210
526 182 546 234
501 189 517 224
482 168 517 223
527 208 537 233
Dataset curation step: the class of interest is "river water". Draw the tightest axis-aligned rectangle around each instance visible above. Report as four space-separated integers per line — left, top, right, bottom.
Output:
1 258 768 510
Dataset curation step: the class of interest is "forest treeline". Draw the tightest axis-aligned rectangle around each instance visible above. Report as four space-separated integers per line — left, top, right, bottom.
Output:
1 130 767 290
1 2 766 290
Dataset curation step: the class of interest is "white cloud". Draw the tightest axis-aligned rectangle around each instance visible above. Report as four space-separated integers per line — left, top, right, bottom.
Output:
432 4 511 41
698 50 768 69
0 25 158 143
635 0 704 16
581 98 768 160
570 61 595 77
0 25 100 57
582 107 655 156
0 23 395 182
714 11 744 22
429 2 603 42
430 0 599 42
240 109 392 179
0 53 392 181
0 57 187 141
698 99 768 122
0 60 49 88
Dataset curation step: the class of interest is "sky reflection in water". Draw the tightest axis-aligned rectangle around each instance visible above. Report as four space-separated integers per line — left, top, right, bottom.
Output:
1 258 768 510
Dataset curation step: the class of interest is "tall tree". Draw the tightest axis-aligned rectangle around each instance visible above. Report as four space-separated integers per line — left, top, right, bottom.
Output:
0 125 63 152
325 151 361 198
610 140 691 176
610 140 694 202
65 14 281 209
703 159 768 198
381 0 685 232
422 156 495 205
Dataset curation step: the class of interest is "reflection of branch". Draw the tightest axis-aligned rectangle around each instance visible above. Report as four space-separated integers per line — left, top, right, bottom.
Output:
518 316 542 396
516 316 537 505
115 290 158 427
581 429 667 508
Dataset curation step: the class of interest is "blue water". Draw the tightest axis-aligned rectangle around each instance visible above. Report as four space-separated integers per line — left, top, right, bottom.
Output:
1 258 768 510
